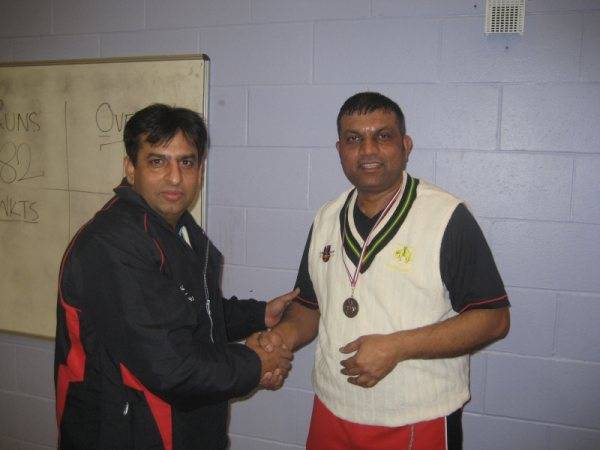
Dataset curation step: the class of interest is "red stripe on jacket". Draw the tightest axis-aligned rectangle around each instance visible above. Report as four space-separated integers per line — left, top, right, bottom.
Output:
120 364 173 450
55 298 86 426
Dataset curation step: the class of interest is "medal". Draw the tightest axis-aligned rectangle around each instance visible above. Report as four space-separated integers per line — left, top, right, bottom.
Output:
341 182 405 318
343 297 359 318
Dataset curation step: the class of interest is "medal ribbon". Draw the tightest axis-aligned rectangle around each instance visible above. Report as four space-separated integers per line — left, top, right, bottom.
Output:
341 182 405 295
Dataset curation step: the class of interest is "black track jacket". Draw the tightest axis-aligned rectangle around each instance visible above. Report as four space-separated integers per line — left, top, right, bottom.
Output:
54 180 266 450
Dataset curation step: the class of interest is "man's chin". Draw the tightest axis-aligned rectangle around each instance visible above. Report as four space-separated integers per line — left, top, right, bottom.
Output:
155 205 186 224
355 183 389 193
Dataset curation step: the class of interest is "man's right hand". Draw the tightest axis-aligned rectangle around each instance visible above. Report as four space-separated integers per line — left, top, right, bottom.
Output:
245 332 292 390
257 329 287 352
255 330 292 390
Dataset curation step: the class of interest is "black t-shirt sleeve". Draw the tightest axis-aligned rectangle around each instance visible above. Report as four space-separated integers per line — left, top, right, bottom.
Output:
293 226 319 310
440 204 510 313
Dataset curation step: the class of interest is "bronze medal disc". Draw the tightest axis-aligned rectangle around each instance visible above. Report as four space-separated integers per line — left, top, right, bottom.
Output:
343 297 359 318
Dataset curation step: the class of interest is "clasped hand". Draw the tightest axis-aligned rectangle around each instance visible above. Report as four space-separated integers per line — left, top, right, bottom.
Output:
246 330 292 390
245 287 299 390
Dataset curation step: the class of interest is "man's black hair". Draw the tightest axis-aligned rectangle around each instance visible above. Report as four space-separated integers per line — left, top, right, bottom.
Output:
336 92 406 137
124 103 208 165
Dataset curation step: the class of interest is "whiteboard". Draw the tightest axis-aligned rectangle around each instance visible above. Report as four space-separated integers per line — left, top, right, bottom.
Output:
0 55 209 338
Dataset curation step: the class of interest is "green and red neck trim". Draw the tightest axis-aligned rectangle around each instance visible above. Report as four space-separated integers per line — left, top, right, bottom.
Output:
339 174 419 273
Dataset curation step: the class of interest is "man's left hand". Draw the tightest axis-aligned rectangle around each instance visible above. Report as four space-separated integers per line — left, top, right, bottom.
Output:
339 333 401 388
265 288 299 328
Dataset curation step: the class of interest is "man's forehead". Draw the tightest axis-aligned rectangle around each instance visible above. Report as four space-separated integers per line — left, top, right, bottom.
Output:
340 110 398 129
139 133 197 156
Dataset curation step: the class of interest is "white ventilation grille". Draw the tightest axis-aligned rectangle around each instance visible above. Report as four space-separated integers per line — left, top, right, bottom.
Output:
485 0 525 34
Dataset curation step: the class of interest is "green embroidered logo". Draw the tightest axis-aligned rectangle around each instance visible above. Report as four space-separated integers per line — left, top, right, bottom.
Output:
394 246 413 264
387 245 413 272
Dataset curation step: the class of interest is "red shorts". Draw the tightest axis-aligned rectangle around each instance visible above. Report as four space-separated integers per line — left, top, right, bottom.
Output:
307 396 453 450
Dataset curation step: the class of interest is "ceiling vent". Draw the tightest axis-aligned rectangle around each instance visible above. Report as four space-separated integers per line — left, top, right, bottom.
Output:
485 0 525 34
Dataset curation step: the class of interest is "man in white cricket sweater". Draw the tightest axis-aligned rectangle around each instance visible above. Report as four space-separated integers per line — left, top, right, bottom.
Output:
260 92 510 450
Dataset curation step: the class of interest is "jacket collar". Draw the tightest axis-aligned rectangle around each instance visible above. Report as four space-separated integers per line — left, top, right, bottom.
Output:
113 178 193 232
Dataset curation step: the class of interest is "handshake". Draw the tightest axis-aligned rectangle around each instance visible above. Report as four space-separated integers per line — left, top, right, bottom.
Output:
244 287 300 390
245 329 291 390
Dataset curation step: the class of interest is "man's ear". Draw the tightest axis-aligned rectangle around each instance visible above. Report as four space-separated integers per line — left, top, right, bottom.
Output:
403 135 413 159
336 141 341 156
124 157 135 185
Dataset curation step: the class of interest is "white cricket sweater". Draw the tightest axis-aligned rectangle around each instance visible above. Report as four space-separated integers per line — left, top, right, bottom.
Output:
309 174 470 426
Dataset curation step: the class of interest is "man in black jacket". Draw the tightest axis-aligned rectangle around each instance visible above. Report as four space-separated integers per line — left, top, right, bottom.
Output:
54 104 295 450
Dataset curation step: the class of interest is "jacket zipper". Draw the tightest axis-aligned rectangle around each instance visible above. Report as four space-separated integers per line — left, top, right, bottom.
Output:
203 240 214 343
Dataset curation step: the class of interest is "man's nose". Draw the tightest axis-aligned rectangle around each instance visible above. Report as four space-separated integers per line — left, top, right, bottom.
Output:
360 136 378 155
165 161 182 184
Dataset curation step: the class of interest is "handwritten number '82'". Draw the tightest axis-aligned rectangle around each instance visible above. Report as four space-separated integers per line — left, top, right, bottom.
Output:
0 141 42 184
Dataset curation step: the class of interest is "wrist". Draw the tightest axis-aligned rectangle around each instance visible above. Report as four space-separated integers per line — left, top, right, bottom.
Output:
391 330 414 362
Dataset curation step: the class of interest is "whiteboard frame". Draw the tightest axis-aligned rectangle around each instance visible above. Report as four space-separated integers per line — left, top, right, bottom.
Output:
0 54 210 339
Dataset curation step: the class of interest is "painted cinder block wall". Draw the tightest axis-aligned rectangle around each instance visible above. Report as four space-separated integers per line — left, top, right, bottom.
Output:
1 1 599 449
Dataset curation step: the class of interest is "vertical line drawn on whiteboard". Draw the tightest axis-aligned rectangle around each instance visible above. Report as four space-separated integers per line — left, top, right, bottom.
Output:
65 100 70 233
64 100 70 189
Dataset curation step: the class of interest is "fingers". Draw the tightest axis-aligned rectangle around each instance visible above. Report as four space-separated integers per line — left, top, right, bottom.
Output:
272 346 292 372
340 362 360 376
254 342 293 379
339 355 357 370
277 347 294 361
280 287 300 305
279 358 292 372
258 330 286 353
262 371 272 384
260 371 286 390
246 332 291 363
270 287 300 309
265 288 300 328
260 353 292 391
266 348 292 371
339 338 360 354
274 352 292 376
347 374 378 388
340 334 400 388
282 287 300 301
264 332 292 359
338 336 383 388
